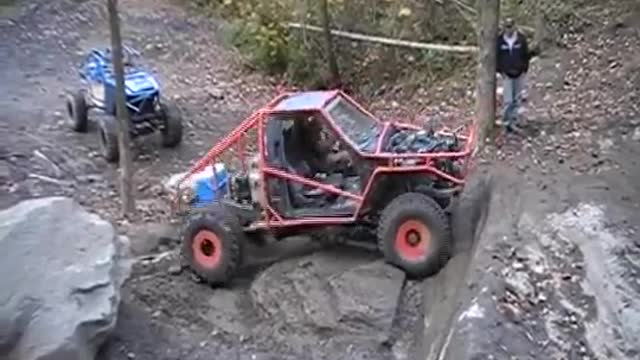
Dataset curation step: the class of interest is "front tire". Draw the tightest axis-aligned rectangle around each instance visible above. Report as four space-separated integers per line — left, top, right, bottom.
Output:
377 192 451 278
160 102 183 148
66 90 88 132
98 119 119 163
181 206 244 286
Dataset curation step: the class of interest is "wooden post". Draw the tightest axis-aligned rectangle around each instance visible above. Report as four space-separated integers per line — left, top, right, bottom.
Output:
107 0 135 216
475 0 500 146
320 0 341 87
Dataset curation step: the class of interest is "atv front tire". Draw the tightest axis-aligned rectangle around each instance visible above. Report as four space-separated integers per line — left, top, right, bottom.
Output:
67 90 88 132
181 206 244 286
377 192 451 278
160 102 183 148
98 120 119 163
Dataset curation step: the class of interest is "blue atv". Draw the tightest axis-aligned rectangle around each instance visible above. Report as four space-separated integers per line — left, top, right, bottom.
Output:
66 47 183 162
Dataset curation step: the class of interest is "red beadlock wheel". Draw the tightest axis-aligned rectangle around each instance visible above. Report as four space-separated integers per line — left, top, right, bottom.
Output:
378 192 452 278
192 230 223 269
181 207 244 286
394 219 431 262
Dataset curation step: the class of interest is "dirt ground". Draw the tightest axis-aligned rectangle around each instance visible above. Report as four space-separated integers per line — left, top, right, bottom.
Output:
2 0 640 359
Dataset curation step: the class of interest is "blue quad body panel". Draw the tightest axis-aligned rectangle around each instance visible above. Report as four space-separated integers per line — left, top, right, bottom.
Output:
79 48 160 116
192 163 230 208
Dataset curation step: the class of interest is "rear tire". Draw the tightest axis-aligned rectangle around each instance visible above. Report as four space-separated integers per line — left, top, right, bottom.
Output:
160 102 182 148
181 206 244 286
98 119 119 163
67 90 88 132
377 192 451 278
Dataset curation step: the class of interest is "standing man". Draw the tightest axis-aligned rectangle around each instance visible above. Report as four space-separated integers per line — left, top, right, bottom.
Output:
497 17 535 133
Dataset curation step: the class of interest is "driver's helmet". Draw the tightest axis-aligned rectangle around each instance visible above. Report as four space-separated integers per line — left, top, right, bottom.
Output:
291 116 315 136
303 115 323 134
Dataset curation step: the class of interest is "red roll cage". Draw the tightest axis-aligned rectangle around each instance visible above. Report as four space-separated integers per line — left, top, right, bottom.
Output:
172 90 478 230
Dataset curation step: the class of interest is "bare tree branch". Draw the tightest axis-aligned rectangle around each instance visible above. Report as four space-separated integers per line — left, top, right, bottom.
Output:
107 0 136 216
288 22 478 53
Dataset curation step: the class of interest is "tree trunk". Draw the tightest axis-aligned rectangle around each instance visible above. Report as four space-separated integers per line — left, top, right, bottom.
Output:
533 5 550 54
320 0 341 88
107 0 135 216
475 0 499 145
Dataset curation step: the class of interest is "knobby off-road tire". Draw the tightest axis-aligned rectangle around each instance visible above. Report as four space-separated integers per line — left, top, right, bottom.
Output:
67 90 88 132
98 119 119 163
160 102 183 148
181 206 244 286
377 192 452 278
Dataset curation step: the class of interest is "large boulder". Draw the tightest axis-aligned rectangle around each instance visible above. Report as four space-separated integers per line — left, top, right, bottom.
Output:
250 252 405 344
435 168 640 360
0 197 132 360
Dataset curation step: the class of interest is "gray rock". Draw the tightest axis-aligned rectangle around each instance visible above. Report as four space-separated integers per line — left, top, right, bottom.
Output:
632 127 640 141
207 88 224 100
546 203 640 359
127 222 178 255
0 161 10 181
434 173 545 360
0 197 131 360
168 264 182 275
328 261 405 340
250 257 344 331
250 256 405 343
503 268 536 299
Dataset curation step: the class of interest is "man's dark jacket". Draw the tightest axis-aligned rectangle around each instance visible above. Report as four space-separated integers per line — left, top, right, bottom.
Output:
496 31 531 78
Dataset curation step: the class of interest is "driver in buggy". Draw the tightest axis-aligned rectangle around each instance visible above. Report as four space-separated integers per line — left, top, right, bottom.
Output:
285 115 352 177
282 115 355 207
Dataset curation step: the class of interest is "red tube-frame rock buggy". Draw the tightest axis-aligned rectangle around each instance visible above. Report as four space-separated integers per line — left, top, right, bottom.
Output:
171 90 477 286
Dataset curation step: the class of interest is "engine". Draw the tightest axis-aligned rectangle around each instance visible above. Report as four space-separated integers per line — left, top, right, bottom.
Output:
229 153 264 208
229 175 251 205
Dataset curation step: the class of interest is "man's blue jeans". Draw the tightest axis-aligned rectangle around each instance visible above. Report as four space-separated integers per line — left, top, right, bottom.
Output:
502 74 524 129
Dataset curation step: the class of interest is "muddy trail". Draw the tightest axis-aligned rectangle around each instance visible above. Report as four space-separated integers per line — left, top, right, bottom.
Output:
2 0 640 359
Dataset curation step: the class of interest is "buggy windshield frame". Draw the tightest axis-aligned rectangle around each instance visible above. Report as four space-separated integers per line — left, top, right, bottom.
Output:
323 95 382 153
